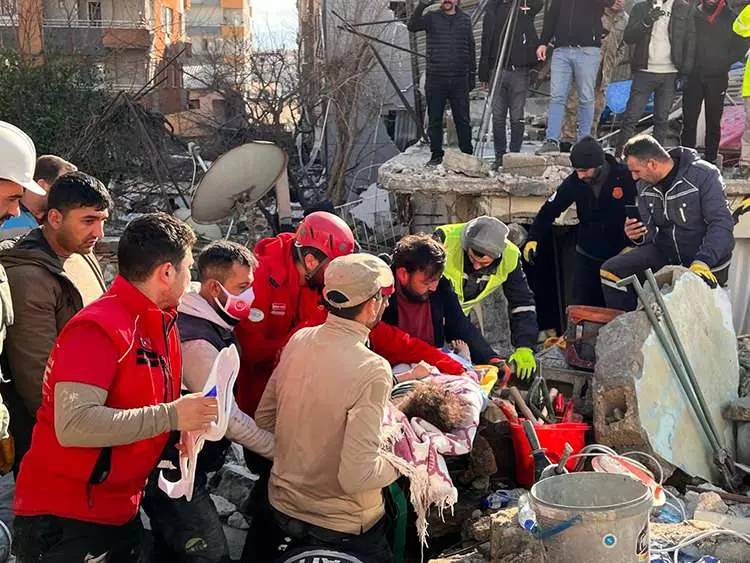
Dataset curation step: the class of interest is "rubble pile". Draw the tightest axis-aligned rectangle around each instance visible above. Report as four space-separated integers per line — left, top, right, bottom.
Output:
206 445 257 533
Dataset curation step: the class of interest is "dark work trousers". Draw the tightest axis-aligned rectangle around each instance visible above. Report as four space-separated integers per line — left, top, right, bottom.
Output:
617 71 677 153
492 68 529 157
240 449 277 563
572 250 607 308
681 74 729 163
13 514 143 563
141 471 229 563
601 244 670 311
600 243 730 311
271 509 392 563
426 75 473 158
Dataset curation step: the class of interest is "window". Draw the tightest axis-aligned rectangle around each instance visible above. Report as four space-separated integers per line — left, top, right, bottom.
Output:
87 1 101 26
188 99 201 110
163 6 173 39
201 38 209 52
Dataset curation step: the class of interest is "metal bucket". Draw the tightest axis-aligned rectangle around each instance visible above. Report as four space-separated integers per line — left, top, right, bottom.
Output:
530 472 653 563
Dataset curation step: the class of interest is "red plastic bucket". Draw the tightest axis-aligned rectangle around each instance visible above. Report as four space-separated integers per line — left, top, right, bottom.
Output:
509 421 589 487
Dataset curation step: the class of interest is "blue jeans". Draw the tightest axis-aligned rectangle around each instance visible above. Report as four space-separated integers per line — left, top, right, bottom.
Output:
547 46 601 141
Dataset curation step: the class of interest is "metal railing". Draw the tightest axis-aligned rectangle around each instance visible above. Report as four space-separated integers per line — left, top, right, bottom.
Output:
336 191 407 255
43 18 151 30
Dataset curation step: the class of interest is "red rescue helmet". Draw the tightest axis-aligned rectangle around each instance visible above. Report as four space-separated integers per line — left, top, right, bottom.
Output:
294 211 356 259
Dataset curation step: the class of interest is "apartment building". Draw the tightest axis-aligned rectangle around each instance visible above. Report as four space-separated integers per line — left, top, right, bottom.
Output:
0 0 190 113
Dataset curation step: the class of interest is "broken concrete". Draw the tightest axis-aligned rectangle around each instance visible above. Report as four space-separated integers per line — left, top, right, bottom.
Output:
211 463 258 512
210 494 237 518
725 397 750 420
695 492 730 515
594 268 739 482
489 506 544 561
443 149 487 178
501 154 548 177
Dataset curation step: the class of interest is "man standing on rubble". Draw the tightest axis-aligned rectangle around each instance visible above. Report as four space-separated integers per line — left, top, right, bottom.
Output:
525 137 637 307
682 0 748 167
384 233 505 368
0 155 77 240
12 213 218 561
0 171 110 472
536 0 622 154
237 211 464 561
434 217 538 379
256 254 399 561
616 0 696 155
408 0 476 166
601 134 735 311
560 3 629 145
143 240 273 563
479 0 543 167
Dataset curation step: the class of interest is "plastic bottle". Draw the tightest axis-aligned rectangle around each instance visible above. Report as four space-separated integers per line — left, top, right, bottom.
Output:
517 494 537 531
480 490 510 510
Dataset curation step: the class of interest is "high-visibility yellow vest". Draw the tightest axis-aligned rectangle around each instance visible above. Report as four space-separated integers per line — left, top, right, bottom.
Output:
436 223 520 314
734 6 750 97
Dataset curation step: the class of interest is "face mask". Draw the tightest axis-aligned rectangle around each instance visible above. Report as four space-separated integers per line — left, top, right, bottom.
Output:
215 284 255 322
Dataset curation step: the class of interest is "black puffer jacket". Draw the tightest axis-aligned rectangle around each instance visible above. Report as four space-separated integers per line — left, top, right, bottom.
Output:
692 3 748 78
540 0 615 48
408 2 476 79
479 0 542 81
624 0 696 74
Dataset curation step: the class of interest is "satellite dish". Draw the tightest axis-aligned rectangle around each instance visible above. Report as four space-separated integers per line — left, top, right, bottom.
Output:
191 141 288 224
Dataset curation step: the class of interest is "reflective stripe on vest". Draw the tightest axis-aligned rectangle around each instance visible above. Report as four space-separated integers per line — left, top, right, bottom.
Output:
436 223 520 314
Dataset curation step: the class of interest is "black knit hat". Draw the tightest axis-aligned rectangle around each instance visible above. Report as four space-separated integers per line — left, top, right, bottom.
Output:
570 136 605 169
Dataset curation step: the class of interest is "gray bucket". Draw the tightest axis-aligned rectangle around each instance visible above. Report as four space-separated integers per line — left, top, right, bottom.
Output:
530 472 653 563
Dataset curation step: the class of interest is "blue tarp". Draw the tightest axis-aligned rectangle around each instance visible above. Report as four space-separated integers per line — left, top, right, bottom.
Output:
604 79 654 116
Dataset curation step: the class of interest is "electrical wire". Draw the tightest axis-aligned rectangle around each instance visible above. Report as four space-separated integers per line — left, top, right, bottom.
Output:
651 529 750 561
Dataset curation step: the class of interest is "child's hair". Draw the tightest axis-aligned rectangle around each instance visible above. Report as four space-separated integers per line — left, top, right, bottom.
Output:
398 380 469 432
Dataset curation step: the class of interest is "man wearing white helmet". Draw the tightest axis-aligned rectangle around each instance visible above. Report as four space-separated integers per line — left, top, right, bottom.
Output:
0 121 46 553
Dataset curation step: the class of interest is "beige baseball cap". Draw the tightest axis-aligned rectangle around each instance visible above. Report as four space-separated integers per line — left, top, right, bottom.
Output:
324 254 395 309
0 121 45 195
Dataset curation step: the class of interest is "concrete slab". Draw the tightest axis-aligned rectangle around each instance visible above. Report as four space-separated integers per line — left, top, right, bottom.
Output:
443 149 487 178
594 269 738 483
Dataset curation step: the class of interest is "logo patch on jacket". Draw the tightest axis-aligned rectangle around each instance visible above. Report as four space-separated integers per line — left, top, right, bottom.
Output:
270 303 287 316
136 347 160 368
612 187 624 200
249 308 265 322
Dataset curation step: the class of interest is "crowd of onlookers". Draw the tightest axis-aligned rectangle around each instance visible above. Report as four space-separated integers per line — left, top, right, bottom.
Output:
412 0 750 173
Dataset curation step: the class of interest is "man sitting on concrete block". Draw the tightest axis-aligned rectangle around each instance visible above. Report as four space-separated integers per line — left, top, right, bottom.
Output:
434 217 538 379
408 0 476 166
600 134 735 311
525 136 636 307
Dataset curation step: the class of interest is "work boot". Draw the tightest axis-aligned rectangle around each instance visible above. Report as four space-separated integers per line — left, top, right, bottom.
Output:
426 154 443 167
494 152 506 171
535 139 560 155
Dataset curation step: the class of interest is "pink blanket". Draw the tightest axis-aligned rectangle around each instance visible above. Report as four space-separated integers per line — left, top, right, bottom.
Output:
380 374 483 546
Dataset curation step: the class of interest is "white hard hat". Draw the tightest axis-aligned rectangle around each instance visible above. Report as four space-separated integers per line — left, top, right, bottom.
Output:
0 121 45 195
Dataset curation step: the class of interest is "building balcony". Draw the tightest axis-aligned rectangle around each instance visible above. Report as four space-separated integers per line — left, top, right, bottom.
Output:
42 18 152 50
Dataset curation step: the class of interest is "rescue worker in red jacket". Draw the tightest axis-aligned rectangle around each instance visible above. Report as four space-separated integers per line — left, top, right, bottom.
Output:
235 211 464 419
235 211 464 562
12 213 219 562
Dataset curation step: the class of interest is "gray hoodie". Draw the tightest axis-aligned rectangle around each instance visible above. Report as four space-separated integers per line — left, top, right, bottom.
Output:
178 284 274 459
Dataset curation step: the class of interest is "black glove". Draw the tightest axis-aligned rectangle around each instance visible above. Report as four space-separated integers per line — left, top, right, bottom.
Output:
644 7 665 26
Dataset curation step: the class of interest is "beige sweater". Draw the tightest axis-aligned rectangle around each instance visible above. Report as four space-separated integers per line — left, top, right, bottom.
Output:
256 314 398 534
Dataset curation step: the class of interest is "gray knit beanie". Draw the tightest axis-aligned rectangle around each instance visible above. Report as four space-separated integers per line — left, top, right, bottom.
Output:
461 216 509 259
